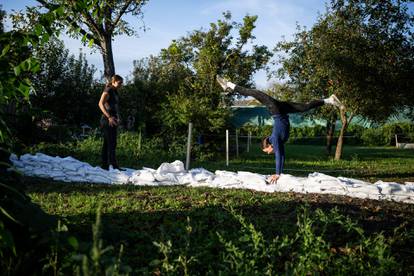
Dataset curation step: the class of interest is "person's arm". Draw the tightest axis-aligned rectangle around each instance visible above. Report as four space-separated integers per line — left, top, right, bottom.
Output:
98 92 117 126
268 136 283 184
268 152 282 184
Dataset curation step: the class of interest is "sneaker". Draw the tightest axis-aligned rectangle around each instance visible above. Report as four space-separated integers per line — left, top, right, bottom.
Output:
327 94 345 109
216 75 235 92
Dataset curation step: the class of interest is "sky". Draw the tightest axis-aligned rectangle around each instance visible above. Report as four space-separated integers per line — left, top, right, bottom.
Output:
3 0 409 88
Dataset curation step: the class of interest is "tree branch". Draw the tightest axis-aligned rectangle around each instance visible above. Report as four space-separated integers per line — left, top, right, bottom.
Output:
111 0 135 30
68 0 104 36
36 0 100 48
347 111 354 125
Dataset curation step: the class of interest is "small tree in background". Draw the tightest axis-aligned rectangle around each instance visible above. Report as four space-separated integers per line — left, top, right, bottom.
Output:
31 37 97 126
21 0 148 81
156 13 272 143
274 0 414 160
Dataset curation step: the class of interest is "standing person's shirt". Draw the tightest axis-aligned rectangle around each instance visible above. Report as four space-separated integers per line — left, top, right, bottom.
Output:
103 86 120 120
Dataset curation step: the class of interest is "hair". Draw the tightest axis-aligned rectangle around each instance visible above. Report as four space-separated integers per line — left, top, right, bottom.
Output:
106 74 124 88
261 136 272 149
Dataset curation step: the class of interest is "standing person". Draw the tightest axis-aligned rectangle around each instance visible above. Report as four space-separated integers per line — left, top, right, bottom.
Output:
98 74 124 171
216 76 343 184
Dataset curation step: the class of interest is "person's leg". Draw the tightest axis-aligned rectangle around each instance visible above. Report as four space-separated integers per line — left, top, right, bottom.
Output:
233 85 283 115
271 116 290 175
217 76 282 115
279 99 325 114
233 85 275 105
101 126 109 169
216 76 343 114
108 125 118 167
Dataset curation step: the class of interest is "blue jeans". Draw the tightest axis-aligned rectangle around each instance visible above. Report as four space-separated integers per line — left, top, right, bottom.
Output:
270 114 290 175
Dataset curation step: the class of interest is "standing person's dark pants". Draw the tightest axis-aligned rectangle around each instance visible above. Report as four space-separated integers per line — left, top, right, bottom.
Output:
101 120 118 168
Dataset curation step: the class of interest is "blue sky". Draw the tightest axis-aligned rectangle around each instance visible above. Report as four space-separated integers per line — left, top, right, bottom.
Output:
3 0 411 87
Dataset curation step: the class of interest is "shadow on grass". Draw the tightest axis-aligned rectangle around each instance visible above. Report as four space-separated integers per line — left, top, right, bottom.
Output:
25 179 414 272
71 197 414 272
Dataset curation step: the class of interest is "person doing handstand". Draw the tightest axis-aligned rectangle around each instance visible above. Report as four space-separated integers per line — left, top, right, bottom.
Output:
216 76 343 184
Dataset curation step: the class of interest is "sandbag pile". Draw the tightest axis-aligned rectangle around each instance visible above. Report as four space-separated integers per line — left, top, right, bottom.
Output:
9 153 414 204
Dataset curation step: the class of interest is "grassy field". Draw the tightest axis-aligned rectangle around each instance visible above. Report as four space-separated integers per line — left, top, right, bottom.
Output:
212 144 414 183
23 142 414 274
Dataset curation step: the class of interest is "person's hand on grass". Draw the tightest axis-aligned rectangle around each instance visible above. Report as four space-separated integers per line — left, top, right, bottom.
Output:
267 174 280 184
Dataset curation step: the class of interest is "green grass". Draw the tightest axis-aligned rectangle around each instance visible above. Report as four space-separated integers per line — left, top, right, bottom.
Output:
29 134 414 183
26 180 414 274
216 144 414 183
23 140 414 274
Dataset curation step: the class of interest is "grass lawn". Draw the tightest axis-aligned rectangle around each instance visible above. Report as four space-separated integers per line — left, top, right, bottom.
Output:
24 143 414 274
194 144 414 183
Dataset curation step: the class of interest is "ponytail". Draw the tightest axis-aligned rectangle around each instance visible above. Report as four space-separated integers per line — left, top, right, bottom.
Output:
261 136 272 149
106 74 124 88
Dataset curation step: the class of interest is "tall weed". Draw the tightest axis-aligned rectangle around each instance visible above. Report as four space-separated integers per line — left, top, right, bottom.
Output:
151 206 401 275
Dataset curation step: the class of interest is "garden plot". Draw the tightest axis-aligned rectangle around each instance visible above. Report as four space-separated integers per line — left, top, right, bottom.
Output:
10 152 414 204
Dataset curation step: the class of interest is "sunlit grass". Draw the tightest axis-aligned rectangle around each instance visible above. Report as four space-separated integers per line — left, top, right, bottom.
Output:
24 136 414 272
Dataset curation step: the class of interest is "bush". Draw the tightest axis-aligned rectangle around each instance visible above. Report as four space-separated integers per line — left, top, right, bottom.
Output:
361 128 389 146
151 206 402 275
361 122 414 146
239 122 414 147
25 131 188 167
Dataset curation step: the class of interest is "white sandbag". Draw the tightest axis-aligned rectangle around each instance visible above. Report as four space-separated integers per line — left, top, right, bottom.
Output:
237 171 267 186
275 174 305 193
375 181 414 195
209 170 240 187
190 168 215 182
154 160 186 183
176 173 197 185
8 153 414 204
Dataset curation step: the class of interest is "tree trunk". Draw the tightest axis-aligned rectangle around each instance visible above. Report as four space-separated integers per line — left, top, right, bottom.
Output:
326 113 337 155
335 108 352 160
101 35 115 82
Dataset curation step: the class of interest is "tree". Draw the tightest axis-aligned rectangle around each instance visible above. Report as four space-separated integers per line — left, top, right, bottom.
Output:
31 37 97 127
0 5 62 274
35 0 148 80
156 13 272 144
128 54 191 135
274 0 414 160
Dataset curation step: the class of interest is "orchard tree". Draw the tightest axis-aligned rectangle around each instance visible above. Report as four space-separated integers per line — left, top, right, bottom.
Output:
31 37 97 126
275 0 414 160
34 0 148 80
129 54 193 135
157 13 272 138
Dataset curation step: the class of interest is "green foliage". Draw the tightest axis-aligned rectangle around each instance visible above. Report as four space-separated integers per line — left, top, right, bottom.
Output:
0 5 62 275
274 0 414 122
274 0 414 159
151 206 401 275
151 217 197 276
130 13 271 151
67 204 131 275
240 122 414 146
33 0 148 79
30 37 98 126
28 131 188 168
361 122 414 146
